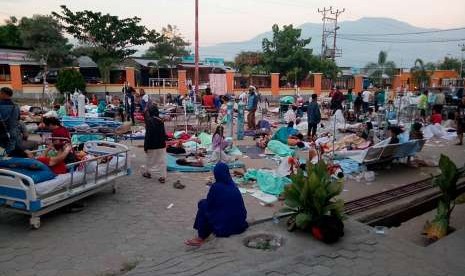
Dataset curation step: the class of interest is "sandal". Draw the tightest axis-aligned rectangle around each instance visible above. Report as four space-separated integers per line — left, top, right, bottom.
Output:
158 177 166 183
185 237 204 246
173 180 185 189
142 172 152 179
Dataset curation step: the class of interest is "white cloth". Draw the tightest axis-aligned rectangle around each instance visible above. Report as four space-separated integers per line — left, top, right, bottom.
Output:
239 92 248 104
145 148 167 179
284 109 296 124
142 94 149 103
362 90 371 103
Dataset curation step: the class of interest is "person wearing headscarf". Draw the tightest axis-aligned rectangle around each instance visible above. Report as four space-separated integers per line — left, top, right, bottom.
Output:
208 125 235 163
143 105 168 183
185 162 248 246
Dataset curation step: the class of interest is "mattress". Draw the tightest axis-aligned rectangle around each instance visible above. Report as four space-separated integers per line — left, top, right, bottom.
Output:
35 157 128 196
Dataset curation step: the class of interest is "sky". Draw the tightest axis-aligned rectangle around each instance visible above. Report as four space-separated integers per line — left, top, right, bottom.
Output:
1 0 465 46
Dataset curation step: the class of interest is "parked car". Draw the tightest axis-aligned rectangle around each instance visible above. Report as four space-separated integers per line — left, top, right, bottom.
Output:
29 69 59 84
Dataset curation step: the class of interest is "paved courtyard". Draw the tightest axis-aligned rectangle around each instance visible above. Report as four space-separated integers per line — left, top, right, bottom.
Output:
1 138 465 276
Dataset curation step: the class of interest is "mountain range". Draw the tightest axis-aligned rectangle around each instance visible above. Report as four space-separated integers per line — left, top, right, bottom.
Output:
199 17 465 68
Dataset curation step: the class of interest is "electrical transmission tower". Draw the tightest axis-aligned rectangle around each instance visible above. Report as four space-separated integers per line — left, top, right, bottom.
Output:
318 6 345 60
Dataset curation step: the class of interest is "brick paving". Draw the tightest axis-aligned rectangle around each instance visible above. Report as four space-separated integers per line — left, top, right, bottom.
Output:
0 141 464 275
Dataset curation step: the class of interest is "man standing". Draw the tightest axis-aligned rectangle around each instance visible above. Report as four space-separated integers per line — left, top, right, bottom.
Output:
307 94 321 139
456 96 465 146
330 86 344 113
376 86 386 111
246 86 258 129
0 87 20 153
143 105 168 183
418 90 428 121
123 83 136 125
139 88 150 112
362 88 372 113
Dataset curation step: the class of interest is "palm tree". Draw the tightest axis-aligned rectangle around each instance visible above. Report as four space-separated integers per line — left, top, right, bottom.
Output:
365 51 396 86
411 58 433 89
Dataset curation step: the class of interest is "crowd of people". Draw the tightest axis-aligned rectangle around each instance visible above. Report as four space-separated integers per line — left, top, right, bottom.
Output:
2 82 465 246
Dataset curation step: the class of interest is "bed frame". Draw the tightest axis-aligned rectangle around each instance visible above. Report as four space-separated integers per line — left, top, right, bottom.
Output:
0 141 131 229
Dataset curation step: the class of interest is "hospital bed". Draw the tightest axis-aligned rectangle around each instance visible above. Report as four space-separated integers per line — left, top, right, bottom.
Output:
0 141 131 229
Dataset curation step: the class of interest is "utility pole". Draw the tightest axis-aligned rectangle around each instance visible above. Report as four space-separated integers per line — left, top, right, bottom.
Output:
318 6 344 61
331 8 345 61
317 6 332 60
194 0 199 103
459 43 465 80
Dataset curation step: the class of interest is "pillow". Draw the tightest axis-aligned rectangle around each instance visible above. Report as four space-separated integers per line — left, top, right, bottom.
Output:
0 158 57 183
0 157 51 171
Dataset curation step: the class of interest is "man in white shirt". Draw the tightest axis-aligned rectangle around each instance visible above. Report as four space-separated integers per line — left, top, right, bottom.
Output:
239 91 248 105
362 89 372 113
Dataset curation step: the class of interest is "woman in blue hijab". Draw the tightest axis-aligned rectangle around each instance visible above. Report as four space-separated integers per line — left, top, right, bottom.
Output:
185 162 248 246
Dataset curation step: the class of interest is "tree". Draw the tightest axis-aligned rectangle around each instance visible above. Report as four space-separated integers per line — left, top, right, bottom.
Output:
234 51 264 73
53 5 160 83
438 57 461 73
0 16 22 47
19 15 73 67
365 51 396 86
56 69 86 94
262 24 314 83
411 58 433 89
143 25 190 79
309 56 340 80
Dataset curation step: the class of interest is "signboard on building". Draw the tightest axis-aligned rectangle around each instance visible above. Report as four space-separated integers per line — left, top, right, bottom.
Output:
181 56 225 67
204 57 224 67
182 55 195 64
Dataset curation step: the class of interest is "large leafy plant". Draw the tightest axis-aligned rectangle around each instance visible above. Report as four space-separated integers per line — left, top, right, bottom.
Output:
424 155 462 240
282 160 344 230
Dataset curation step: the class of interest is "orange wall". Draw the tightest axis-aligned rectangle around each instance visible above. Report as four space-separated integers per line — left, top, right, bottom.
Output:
10 64 22 91
271 73 280 96
125 67 135 87
178 70 187 95
313 73 322 95
226 71 234 93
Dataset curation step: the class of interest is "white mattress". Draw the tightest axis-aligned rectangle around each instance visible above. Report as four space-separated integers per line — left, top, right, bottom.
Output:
35 157 127 196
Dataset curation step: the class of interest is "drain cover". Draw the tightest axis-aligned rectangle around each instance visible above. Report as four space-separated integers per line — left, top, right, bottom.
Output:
243 233 283 251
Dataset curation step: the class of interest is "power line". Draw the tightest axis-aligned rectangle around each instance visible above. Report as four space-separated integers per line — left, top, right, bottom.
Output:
339 27 465 36
338 37 465 43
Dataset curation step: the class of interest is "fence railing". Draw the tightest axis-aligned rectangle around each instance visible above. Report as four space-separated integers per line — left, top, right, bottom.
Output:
149 78 178 88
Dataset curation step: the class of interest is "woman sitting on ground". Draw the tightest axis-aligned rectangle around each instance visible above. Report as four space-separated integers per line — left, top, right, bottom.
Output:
389 126 402 144
359 122 375 146
409 122 424 140
185 162 248 246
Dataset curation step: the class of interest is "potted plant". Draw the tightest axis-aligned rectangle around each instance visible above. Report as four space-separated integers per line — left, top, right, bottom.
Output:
424 154 463 241
281 160 345 243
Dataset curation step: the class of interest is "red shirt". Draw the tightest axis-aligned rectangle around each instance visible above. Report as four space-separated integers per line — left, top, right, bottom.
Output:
203 95 215 108
37 156 67 175
52 126 71 141
431 113 442 124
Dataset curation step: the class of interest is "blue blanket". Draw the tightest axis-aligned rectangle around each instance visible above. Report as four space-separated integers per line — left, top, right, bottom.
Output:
166 154 245 172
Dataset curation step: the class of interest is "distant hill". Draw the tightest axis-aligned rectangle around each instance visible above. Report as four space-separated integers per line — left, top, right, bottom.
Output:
200 17 465 68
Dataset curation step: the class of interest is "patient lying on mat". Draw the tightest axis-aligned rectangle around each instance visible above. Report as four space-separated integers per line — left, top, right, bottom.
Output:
185 162 248 246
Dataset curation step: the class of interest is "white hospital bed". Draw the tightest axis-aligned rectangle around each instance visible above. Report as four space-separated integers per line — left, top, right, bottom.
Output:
0 141 131 229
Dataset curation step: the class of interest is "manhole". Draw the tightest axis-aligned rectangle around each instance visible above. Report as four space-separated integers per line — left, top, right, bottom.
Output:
243 233 283 251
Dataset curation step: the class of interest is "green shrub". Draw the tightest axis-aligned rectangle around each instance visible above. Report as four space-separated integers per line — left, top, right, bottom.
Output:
56 69 86 94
